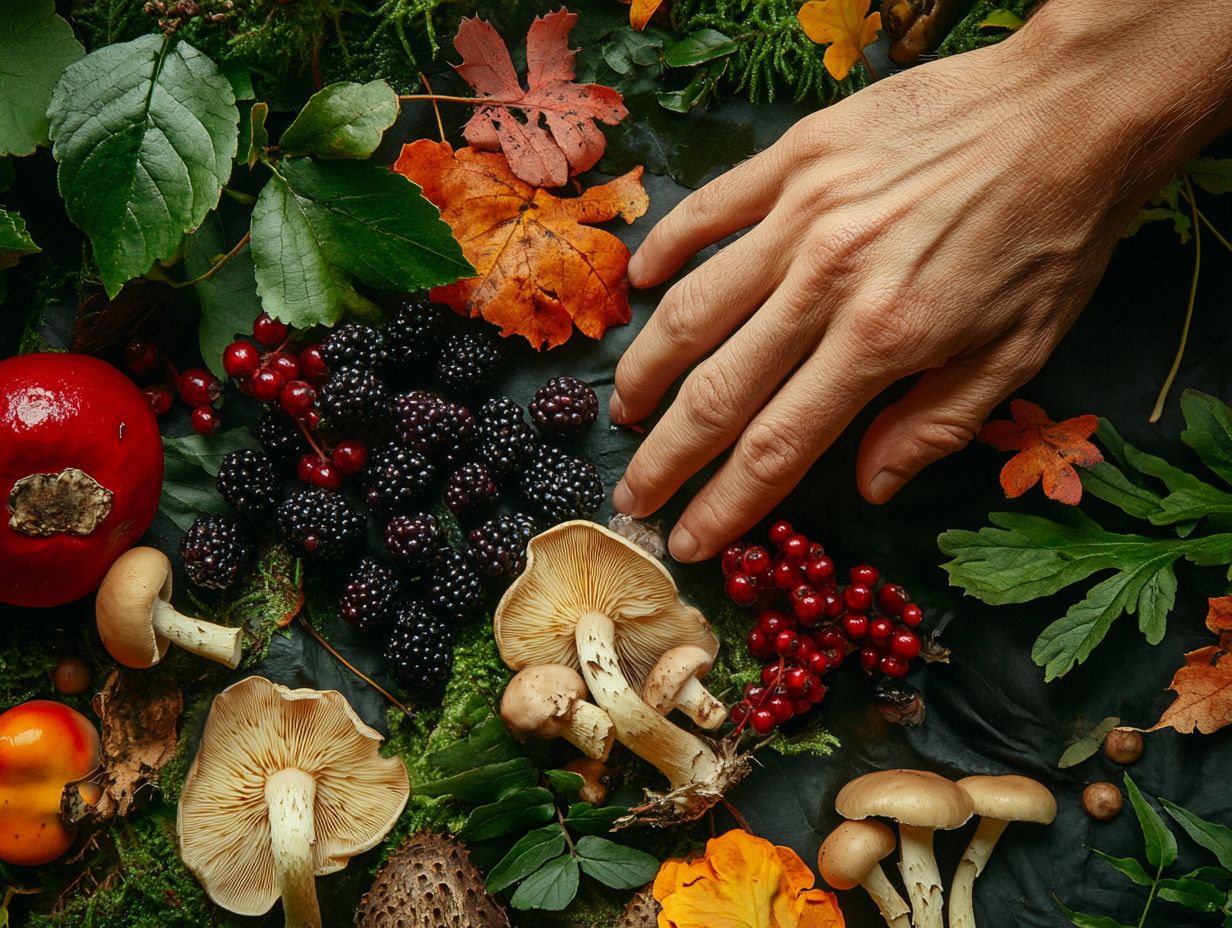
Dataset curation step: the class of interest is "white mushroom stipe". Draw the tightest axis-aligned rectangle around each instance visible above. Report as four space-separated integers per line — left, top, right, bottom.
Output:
151 597 243 667
948 819 1007 928
642 645 726 730
899 824 945 928
266 768 321 928
500 665 615 761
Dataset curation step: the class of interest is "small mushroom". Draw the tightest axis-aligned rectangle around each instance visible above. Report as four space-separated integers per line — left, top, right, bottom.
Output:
949 775 1057 928
178 676 409 928
96 547 242 669
836 769 974 928
563 757 610 806
641 645 726 730
818 820 911 928
500 665 615 760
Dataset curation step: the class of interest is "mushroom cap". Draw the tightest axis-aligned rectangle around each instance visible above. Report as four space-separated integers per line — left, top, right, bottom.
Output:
493 521 718 689
95 547 173 668
818 819 897 890
957 775 1057 825
177 676 409 917
836 769 974 830
501 665 588 738
641 645 714 711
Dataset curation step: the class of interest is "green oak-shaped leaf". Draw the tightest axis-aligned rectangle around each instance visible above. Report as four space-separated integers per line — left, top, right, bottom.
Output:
47 35 239 297
251 158 472 328
0 208 39 269
279 80 398 160
0 1 83 156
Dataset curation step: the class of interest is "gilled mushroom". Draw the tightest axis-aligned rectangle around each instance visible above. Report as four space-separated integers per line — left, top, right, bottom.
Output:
96 547 242 669
500 665 615 760
494 521 745 823
836 769 973 928
178 676 409 928
641 645 726 730
949 775 1056 928
818 820 911 928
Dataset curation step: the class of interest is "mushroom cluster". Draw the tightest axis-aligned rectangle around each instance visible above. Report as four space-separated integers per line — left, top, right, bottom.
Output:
493 521 745 824
819 769 1055 928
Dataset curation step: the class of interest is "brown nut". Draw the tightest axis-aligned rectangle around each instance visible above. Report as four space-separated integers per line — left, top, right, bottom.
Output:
51 657 92 696
1083 782 1123 821
1103 728 1144 765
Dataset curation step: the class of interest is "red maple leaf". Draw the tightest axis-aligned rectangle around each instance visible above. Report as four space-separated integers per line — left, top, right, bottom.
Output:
1151 595 1232 735
453 9 628 188
978 399 1103 505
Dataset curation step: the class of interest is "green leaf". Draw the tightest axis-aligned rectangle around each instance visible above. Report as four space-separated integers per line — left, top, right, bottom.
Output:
1080 461 1167 523
458 788 556 842
486 825 567 894
1157 877 1228 911
160 429 257 531
1187 157 1232 196
1124 206 1188 240
163 429 259 477
219 62 255 101
1055 900 1135 928
663 29 739 68
415 757 537 804
427 714 522 775
0 0 83 156
575 836 659 890
183 215 263 380
543 768 586 799
1161 798 1232 870
279 80 398 160
1124 775 1177 869
977 8 1025 29
245 103 270 169
563 802 626 835
47 35 239 297
656 61 727 113
1058 717 1119 769
1090 849 1153 886
251 158 471 328
1181 391 1232 488
0 208 39 270
510 854 579 911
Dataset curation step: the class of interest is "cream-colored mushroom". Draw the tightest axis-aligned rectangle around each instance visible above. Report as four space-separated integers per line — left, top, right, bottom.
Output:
818 820 911 928
500 665 615 760
96 547 241 668
641 645 725 730
178 676 409 928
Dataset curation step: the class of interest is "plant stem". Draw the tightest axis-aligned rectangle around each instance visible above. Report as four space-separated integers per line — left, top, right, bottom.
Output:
859 51 880 81
296 615 413 717
418 72 447 144
400 92 518 107
1195 207 1232 255
720 797 752 833
554 803 577 856
1149 174 1202 423
1136 864 1164 928
173 232 251 289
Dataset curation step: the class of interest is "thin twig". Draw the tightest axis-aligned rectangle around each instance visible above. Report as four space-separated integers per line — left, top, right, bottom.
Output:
1195 207 1232 255
719 797 752 833
296 615 414 717
1149 174 1202 423
400 92 511 106
173 232 251 289
555 803 578 855
418 72 447 144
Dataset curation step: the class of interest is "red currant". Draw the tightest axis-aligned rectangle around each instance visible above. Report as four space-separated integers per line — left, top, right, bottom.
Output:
746 629 774 659
808 651 829 675
869 616 895 645
768 520 793 544
721 544 747 577
880 655 910 678
877 583 909 616
279 380 317 419
823 590 844 618
297 454 321 484
250 368 284 402
142 384 173 416
823 648 844 670
299 345 329 384
742 546 771 575
750 708 776 735
806 556 835 586
783 667 810 697
889 629 921 660
332 439 368 475
767 696 795 723
309 460 343 491
843 613 869 639
730 701 752 725
782 534 810 561
797 636 816 660
850 564 879 586
725 573 758 606
772 558 802 589
793 697 813 715
222 340 260 379
774 630 801 658
814 624 845 650
759 663 781 686
794 592 825 626
859 645 882 672
191 405 219 435
742 683 766 702
253 312 288 347
758 610 792 637
301 408 321 429
123 339 159 376
844 584 874 612
807 676 827 703
177 368 220 406
901 603 924 627
269 352 300 381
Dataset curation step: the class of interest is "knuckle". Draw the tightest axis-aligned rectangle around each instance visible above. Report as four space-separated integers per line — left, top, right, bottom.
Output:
800 221 873 283
845 290 925 361
656 276 706 346
739 421 804 488
905 415 979 462
681 365 736 433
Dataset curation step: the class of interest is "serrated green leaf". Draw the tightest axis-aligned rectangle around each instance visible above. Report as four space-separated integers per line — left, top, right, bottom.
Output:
1181 391 1232 488
416 757 537 803
458 787 555 842
1058 717 1119 769
1080 461 1167 522
510 854 579 911
0 0 83 156
1124 775 1177 869
1090 849 1152 886
48 35 239 297
486 825 567 894
564 802 626 835
543 768 586 799
663 29 739 67
279 80 398 160
427 713 521 775
1157 877 1228 911
1055 899 1135 928
183 215 262 380
1161 799 1232 871
1188 157 1232 196
575 836 659 889
0 208 39 270
251 158 470 328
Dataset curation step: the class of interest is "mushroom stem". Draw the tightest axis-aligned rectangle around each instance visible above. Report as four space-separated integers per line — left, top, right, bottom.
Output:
948 818 1009 928
564 700 616 759
265 768 321 928
864 864 912 928
151 598 242 668
673 677 727 729
897 824 944 928
575 611 720 792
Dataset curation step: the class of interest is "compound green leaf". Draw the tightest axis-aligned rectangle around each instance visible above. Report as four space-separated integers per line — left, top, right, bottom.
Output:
0 0 83 156
510 854 579 911
486 825 567 894
574 836 659 889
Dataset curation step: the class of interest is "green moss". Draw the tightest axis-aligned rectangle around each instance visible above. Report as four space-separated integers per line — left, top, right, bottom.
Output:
707 602 763 704
764 716 840 757
937 0 1039 56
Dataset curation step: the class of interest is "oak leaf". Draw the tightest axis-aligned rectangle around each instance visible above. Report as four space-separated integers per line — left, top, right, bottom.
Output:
393 140 647 349
1152 595 1232 735
797 0 882 81
978 399 1103 505
453 9 628 188
653 829 846 928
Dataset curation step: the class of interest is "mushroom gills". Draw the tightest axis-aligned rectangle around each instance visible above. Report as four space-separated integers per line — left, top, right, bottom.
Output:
151 597 243 668
266 767 322 928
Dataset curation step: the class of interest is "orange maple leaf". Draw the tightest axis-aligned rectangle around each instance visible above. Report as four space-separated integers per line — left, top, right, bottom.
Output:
1152 595 1232 735
797 0 882 81
393 140 648 349
977 399 1103 505
629 0 663 30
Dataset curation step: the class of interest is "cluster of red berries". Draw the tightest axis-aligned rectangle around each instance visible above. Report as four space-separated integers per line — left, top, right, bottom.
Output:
124 339 224 435
724 520 926 736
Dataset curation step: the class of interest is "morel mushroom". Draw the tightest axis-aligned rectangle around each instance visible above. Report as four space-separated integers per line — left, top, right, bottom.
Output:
500 664 615 760
642 645 726 730
818 819 911 928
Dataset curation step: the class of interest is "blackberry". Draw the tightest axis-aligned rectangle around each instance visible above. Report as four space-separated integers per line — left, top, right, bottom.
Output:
519 445 603 522
277 488 365 560
384 512 449 570
530 376 599 436
391 390 475 463
180 516 252 590
320 323 388 372
365 442 437 511
217 449 279 518
256 409 306 467
384 601 453 692
474 396 537 474
444 462 499 520
318 365 387 427
385 296 451 368
426 551 485 622
467 512 537 581
436 330 501 394
339 558 400 634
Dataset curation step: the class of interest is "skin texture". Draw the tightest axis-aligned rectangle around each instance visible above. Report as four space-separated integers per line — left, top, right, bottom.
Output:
610 0 1232 562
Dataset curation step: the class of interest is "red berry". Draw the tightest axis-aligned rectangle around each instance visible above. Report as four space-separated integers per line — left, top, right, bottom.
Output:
797 636 816 659
742 546 771 575
309 460 343 491
297 454 321 484
889 629 921 660
191 405 219 435
222 340 260 379
279 380 317 418
250 368 284 402
843 613 869 639
877 583 909 616
772 558 802 589
814 624 845 650
750 708 776 735
142 384 173 416
869 616 895 645
806 556 835 586
774 630 801 658
332 439 368 475
721 544 747 577
808 651 829 675
746 629 774 659
177 368 220 406
758 610 792 637
880 655 910 678
726 573 758 606
850 564 879 586
301 408 321 429
844 583 874 612
859 645 882 672
730 701 752 725
901 603 924 627
794 592 825 626
253 312 288 347
807 675 827 702
793 697 813 715
782 534 810 561
742 683 766 701
809 542 826 559
823 590 844 618
269 352 300 381
782 667 808 695
768 520 793 544
767 695 795 723
123 339 159 376
299 345 329 384
759 663 781 686
823 648 844 670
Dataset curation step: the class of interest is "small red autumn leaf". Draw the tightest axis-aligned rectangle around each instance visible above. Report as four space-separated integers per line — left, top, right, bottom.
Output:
453 9 628 188
393 140 648 349
978 399 1103 505
630 0 664 30
1152 595 1232 735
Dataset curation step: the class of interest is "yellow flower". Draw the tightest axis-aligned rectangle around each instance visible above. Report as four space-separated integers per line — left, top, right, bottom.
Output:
797 0 882 81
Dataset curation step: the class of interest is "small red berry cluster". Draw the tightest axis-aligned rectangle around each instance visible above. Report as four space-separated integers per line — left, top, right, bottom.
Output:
124 339 224 436
724 519 925 736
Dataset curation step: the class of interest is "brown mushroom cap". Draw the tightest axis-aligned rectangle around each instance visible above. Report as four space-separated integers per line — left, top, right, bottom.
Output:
493 521 717 688
818 819 898 890
836 769 974 829
177 676 409 917
95 547 173 668
501 665 588 738
956 775 1057 825
642 646 714 712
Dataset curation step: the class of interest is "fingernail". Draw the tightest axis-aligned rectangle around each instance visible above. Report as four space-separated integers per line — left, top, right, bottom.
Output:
869 470 904 504
669 525 701 563
627 251 645 285
609 389 626 424
612 478 635 514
